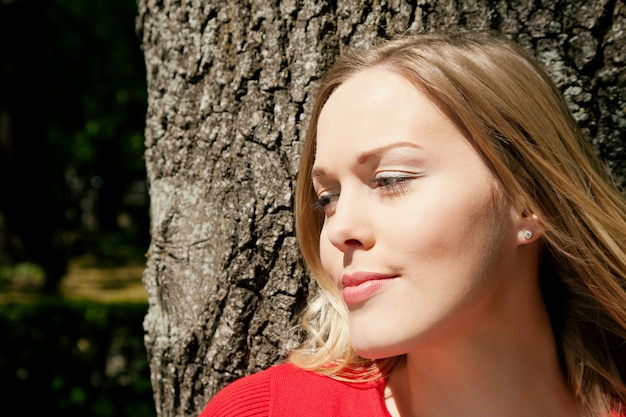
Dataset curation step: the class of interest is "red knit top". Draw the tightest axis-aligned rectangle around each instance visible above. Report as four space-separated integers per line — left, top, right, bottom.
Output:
199 362 625 417
198 362 389 417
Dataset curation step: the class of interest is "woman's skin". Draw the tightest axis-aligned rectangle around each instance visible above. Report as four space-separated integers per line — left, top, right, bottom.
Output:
311 67 579 417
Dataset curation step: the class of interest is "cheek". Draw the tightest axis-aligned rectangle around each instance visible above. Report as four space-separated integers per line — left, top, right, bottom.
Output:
394 185 508 266
319 229 340 276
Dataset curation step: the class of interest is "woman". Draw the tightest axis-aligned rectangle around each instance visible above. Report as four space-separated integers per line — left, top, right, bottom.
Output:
200 30 626 417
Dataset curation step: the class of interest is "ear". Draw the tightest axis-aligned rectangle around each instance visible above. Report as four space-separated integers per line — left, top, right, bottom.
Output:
516 211 543 245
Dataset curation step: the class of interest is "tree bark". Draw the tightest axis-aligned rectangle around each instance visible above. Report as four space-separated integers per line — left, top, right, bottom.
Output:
136 1 626 416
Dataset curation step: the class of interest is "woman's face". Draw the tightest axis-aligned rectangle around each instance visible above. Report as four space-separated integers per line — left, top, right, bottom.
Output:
312 68 535 359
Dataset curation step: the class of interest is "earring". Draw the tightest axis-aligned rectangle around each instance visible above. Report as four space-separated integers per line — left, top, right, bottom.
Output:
522 230 533 240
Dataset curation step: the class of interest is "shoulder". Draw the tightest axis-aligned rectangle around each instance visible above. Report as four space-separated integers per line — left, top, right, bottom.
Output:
198 364 279 417
197 362 387 417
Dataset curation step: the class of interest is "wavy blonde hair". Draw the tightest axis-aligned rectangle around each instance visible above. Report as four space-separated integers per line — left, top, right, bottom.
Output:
289 30 626 415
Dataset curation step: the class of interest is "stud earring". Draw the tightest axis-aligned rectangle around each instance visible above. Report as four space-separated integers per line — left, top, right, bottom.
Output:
522 230 533 240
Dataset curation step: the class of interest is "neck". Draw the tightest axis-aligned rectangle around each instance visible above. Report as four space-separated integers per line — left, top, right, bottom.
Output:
384 280 579 417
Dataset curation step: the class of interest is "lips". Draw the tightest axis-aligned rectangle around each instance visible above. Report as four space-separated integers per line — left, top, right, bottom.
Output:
341 272 398 305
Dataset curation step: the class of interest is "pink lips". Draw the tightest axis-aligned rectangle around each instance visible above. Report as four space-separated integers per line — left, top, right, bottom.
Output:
341 272 398 305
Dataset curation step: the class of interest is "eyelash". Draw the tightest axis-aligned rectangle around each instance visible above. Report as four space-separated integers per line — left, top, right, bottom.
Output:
371 173 414 195
311 191 339 212
311 173 417 212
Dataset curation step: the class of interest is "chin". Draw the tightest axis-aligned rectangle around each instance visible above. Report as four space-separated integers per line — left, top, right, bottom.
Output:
352 341 406 361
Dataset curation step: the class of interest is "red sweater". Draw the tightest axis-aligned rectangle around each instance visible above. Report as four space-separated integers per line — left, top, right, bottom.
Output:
199 362 389 417
199 362 625 417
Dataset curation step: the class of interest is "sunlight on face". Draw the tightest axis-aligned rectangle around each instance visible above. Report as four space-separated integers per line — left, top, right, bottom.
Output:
313 68 527 359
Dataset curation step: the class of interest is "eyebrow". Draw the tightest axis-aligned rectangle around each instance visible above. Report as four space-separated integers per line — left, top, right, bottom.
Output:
311 141 422 178
356 141 422 164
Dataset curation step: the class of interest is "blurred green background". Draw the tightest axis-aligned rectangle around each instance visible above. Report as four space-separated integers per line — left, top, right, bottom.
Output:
0 0 154 415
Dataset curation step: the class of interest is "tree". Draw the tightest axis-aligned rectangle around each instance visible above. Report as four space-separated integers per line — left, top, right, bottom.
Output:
136 1 626 416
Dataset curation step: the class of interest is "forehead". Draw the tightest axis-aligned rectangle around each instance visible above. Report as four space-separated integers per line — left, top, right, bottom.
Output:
314 68 457 159
318 68 419 125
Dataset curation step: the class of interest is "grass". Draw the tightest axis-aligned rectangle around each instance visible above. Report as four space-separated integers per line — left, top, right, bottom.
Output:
0 255 147 303
0 255 154 417
59 255 147 302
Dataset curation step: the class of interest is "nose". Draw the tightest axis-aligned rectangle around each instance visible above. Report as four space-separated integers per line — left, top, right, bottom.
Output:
323 189 374 253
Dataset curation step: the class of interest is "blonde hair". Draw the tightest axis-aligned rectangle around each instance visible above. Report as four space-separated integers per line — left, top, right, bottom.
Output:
290 30 626 415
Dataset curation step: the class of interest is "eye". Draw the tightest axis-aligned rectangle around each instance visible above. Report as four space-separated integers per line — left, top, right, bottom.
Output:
311 190 339 213
373 172 416 187
372 172 418 196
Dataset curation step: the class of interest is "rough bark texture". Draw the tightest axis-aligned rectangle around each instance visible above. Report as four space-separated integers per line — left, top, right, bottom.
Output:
136 1 626 416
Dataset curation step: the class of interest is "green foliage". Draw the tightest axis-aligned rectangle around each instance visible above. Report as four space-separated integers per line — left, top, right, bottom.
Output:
46 0 147 169
44 0 149 255
0 262 46 291
0 0 149 292
0 299 155 417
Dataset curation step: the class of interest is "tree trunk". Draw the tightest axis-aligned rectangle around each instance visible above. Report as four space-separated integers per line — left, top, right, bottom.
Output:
136 0 626 416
